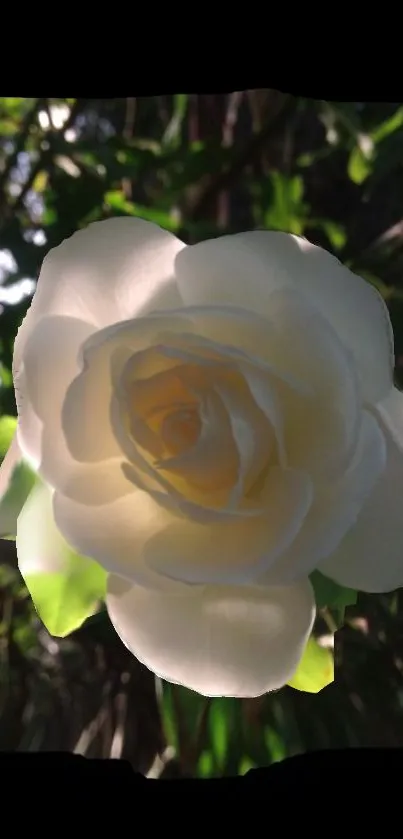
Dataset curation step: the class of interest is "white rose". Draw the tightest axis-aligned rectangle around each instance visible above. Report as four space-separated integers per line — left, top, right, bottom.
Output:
7 218 403 697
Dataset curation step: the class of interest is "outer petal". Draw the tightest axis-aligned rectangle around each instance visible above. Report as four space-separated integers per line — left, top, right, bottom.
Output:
106 575 316 697
52 487 200 592
53 467 312 590
16 315 94 474
13 218 186 371
259 411 386 585
16 315 138 506
319 421 403 593
374 386 403 451
175 231 394 402
17 481 81 577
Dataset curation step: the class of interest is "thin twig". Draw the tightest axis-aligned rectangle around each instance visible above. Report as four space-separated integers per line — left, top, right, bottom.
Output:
185 92 292 224
218 92 244 228
122 97 137 200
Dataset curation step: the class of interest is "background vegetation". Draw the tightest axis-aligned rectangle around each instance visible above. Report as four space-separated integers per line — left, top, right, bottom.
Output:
1 93 403 777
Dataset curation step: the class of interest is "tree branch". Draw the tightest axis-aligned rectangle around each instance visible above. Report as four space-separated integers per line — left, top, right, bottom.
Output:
184 91 293 225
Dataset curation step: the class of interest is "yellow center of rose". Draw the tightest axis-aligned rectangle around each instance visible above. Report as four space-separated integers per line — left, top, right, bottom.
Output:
161 408 202 455
120 354 277 508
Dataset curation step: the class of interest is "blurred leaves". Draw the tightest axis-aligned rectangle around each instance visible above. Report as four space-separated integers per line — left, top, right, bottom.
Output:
264 172 307 234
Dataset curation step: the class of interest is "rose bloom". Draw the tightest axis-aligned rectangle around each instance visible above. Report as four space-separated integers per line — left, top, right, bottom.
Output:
3 218 403 697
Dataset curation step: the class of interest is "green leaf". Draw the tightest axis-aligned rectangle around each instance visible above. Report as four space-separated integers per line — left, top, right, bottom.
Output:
197 750 214 778
288 636 334 693
104 191 180 231
17 481 108 637
209 699 230 768
264 726 287 762
264 172 307 234
310 570 357 610
317 220 347 250
348 146 373 184
0 418 37 538
0 118 19 137
160 684 180 753
0 461 36 538
0 415 17 458
0 363 13 388
372 107 403 143
24 552 107 638
238 756 256 775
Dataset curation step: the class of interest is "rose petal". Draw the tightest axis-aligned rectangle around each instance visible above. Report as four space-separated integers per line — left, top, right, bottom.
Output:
17 316 133 505
319 416 403 593
214 380 274 504
52 486 199 592
374 386 403 451
17 482 76 576
238 364 286 466
121 460 263 523
113 398 245 520
175 231 394 402
155 390 238 493
145 466 312 585
259 411 387 585
153 299 361 481
106 574 316 697
16 316 94 477
14 218 186 371
61 315 195 466
266 291 361 481
53 466 312 589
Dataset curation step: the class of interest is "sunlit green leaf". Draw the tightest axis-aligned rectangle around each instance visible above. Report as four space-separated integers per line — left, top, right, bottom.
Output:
104 191 180 231
288 636 334 693
32 171 48 193
24 552 107 638
0 415 17 458
0 363 13 388
348 146 373 184
264 173 307 235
